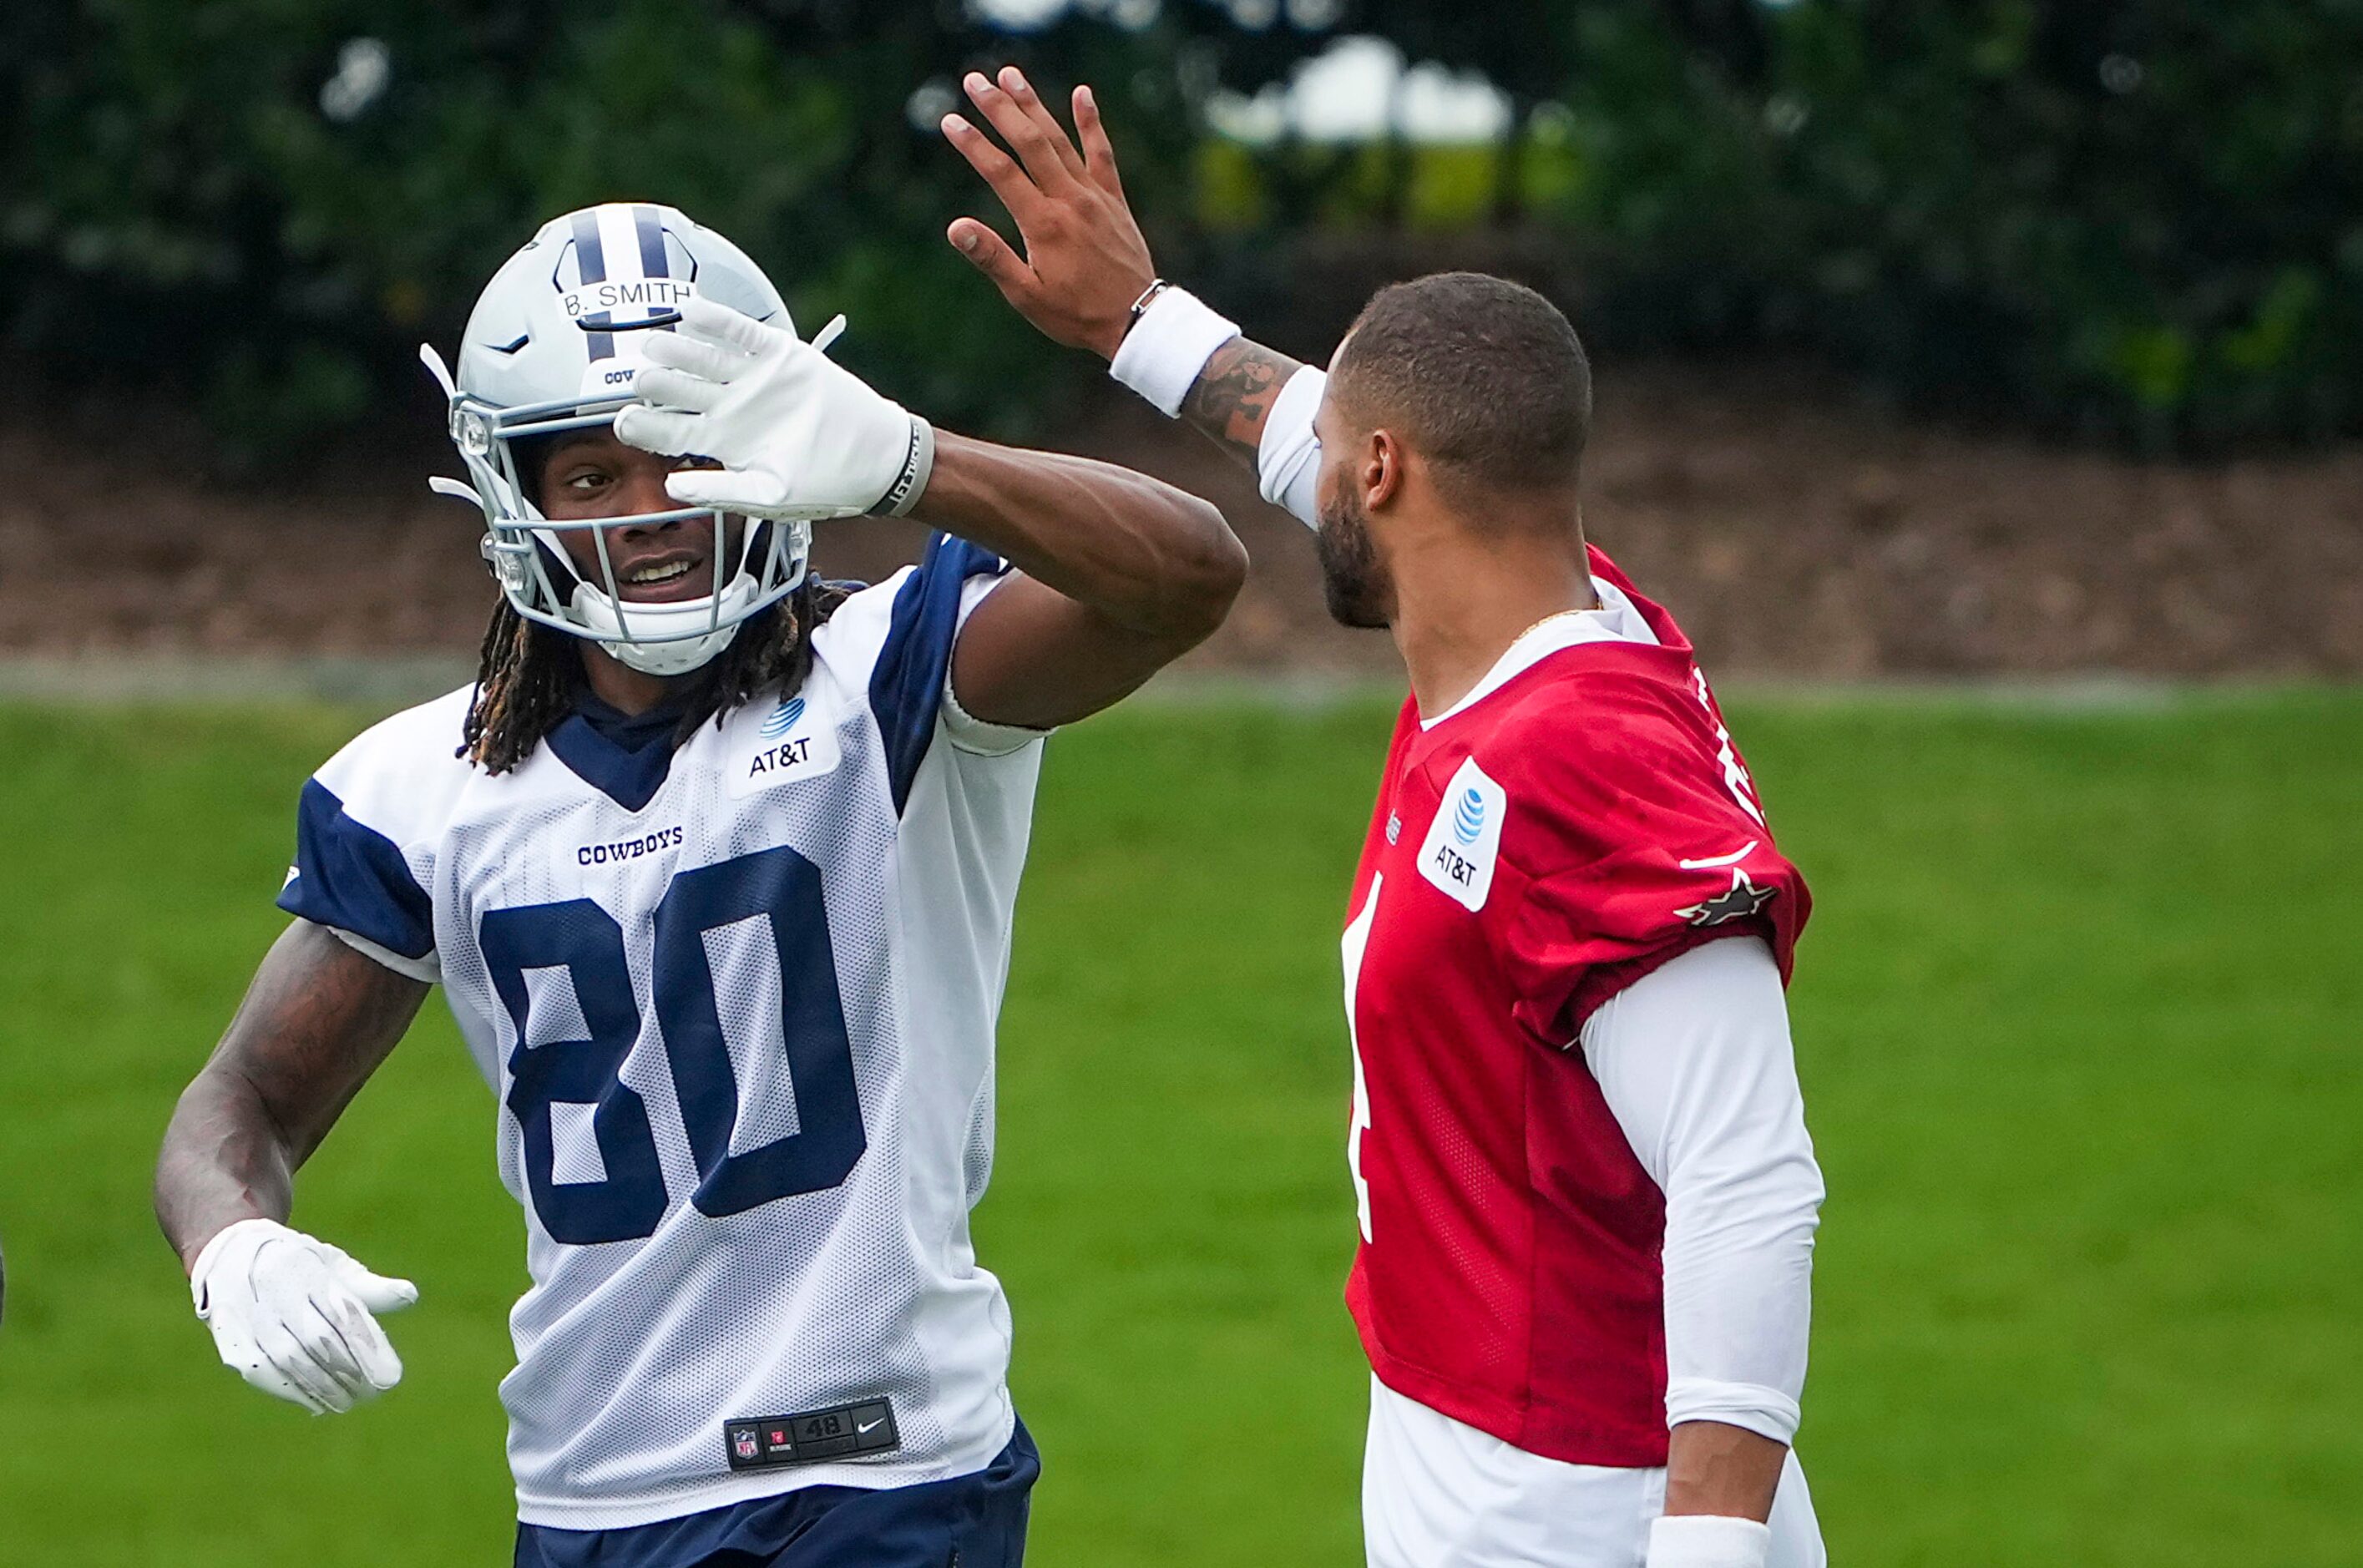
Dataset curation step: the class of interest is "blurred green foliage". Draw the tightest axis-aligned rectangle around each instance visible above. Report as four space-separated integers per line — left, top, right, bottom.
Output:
1630 2 2363 449
0 0 1235 461
3 1 2359 458
1219 1 2363 450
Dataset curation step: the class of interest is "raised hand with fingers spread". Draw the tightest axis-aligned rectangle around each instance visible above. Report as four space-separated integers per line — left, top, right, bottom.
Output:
941 67 1157 362
943 63 1307 457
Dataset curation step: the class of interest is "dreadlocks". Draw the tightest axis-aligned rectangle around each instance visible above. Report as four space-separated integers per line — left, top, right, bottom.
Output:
457 577 852 775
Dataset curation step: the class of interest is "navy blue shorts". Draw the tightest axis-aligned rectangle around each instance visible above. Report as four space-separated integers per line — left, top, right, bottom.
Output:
514 1421 1039 1568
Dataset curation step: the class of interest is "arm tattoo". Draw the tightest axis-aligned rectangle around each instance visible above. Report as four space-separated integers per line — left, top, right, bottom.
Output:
1180 337 1307 472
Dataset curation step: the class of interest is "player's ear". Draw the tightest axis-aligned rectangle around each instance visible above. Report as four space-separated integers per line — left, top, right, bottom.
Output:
1364 427 1405 512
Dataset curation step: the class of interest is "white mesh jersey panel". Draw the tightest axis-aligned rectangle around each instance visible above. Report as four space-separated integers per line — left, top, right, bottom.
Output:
307 567 1042 1530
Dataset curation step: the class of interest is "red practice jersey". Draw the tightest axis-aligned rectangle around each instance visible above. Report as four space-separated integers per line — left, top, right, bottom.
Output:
1340 546 1809 1469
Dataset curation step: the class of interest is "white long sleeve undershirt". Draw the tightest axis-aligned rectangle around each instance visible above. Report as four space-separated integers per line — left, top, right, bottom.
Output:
1581 937 1823 1444
1256 362 1328 528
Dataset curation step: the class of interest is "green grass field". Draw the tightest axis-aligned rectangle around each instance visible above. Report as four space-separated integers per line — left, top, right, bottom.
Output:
0 689 2356 1565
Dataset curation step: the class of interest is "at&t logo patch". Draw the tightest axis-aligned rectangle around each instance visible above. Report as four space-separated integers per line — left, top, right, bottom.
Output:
728 690 842 798
1417 757 1506 911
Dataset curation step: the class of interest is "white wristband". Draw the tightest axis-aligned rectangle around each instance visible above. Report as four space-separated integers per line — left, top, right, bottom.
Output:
1647 1515 1772 1568
867 414 935 518
1110 286 1239 417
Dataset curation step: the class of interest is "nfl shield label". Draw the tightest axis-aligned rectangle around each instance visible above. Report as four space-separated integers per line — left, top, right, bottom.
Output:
1417 757 1506 912
728 692 843 798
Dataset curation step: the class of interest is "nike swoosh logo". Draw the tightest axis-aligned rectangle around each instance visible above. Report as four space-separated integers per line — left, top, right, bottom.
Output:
1679 840 1760 870
857 1418 885 1434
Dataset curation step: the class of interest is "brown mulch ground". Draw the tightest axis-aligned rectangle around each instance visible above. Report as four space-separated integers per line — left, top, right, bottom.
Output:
6 362 2358 678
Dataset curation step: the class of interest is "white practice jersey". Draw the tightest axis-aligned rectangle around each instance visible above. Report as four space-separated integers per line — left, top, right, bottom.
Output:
278 538 1042 1529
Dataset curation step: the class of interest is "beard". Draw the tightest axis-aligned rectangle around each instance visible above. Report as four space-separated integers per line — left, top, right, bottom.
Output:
1314 482 1392 630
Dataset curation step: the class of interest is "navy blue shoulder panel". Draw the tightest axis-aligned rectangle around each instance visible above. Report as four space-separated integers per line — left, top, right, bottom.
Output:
277 780 437 960
869 534 1008 814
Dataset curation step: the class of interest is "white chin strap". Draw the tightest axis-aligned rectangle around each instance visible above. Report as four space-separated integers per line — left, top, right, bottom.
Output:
569 572 764 676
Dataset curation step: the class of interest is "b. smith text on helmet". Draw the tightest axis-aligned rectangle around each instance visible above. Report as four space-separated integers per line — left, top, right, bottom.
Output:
562 280 695 319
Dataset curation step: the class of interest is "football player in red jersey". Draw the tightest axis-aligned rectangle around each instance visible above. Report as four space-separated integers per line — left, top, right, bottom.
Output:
944 68 1829 1568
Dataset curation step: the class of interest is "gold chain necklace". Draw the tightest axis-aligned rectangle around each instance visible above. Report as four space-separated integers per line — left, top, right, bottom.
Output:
1512 605 1596 644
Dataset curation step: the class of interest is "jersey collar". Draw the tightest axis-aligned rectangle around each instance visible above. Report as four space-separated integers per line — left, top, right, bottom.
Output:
1419 575 1661 731
543 685 697 812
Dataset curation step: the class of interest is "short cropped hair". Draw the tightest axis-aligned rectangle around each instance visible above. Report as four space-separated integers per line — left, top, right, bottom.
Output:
1330 272 1591 506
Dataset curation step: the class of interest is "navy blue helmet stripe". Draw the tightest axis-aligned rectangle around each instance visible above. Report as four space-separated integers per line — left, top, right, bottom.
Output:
634 205 669 280
570 210 608 285
571 210 614 361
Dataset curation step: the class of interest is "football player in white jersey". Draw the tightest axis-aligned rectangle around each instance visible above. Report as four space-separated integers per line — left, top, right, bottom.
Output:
154 202 1245 1566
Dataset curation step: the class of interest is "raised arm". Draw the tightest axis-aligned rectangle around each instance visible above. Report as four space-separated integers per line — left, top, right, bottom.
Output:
615 276 1246 734
916 432 1244 730
1179 339 1309 473
157 919 428 1413
942 68 1311 484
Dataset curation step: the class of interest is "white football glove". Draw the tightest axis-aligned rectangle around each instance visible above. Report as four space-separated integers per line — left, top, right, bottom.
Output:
615 295 935 521
1647 1515 1772 1568
190 1217 417 1416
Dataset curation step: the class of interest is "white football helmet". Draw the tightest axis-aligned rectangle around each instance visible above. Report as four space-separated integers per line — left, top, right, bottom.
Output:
423 203 810 675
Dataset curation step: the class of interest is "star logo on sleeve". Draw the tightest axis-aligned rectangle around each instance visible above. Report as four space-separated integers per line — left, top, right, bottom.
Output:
1675 867 1777 927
